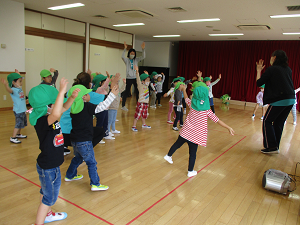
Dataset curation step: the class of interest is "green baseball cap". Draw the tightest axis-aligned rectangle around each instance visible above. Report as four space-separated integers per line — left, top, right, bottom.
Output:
203 77 211 82
178 77 185 82
7 73 23 87
191 86 210 111
173 77 181 83
91 73 97 78
260 84 265 88
191 81 209 91
92 74 107 92
140 73 149 81
40 69 52 78
175 81 185 90
150 71 157 79
68 85 92 114
28 84 59 126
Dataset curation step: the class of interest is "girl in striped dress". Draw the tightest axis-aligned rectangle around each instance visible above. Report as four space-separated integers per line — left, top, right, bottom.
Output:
164 85 234 177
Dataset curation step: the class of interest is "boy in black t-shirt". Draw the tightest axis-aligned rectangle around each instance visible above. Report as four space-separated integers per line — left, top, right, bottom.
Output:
29 79 79 225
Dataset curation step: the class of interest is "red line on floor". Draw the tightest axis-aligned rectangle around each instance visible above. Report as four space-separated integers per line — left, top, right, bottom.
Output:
0 164 114 225
125 135 247 225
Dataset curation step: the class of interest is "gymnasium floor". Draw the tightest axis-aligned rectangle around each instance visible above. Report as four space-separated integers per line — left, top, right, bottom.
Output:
0 97 300 225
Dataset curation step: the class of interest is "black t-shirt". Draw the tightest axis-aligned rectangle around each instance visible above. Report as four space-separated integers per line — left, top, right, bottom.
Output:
34 116 64 169
70 102 97 142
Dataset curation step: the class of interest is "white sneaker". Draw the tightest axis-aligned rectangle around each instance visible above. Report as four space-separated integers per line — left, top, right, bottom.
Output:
112 130 121 134
109 132 114 137
164 155 173 164
187 170 197 177
121 106 128 111
293 122 297 125
16 134 27 138
260 116 264 120
172 127 179 131
104 136 115 140
150 105 156 108
99 140 105 144
132 127 138 132
252 114 255 119
142 125 151 128
44 212 67 223
183 109 186 114
10 137 21 144
116 119 119 122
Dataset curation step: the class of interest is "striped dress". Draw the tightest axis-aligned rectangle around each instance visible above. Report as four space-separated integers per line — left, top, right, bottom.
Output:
179 98 219 147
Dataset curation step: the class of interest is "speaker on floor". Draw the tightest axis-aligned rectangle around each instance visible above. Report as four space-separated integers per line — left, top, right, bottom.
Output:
262 169 292 194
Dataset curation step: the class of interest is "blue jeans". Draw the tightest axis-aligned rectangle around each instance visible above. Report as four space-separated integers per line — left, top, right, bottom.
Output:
96 110 109 137
108 109 117 132
37 163 61 206
66 141 100 186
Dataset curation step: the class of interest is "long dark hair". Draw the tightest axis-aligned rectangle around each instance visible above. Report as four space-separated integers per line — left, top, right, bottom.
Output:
127 48 136 59
72 72 91 88
271 50 288 67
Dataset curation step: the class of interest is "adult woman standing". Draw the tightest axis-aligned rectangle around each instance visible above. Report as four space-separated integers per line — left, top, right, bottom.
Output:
256 50 295 154
121 41 146 111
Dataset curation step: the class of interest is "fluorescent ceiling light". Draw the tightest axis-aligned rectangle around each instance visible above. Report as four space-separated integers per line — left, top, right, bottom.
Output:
209 33 244 36
113 23 145 27
48 3 84 10
177 18 220 23
283 32 300 35
270 14 300 18
153 35 181 38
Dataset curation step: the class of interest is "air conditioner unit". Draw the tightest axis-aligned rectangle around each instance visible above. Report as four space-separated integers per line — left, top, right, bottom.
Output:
236 25 271 31
115 10 153 18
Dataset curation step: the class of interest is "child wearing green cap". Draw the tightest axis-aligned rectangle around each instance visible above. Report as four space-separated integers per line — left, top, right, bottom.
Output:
155 73 165 107
132 66 151 131
65 84 119 191
149 71 158 108
252 85 268 120
172 82 185 131
203 74 221 113
29 78 80 225
164 86 234 177
1 70 27 144
40 68 59 88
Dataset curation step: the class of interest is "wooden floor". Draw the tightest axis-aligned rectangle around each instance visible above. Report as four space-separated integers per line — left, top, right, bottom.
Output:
1 97 300 225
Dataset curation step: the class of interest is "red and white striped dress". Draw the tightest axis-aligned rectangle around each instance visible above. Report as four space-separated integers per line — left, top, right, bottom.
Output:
179 98 219 147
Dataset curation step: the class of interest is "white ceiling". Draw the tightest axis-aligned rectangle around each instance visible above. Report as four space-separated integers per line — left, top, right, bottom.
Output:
14 0 300 42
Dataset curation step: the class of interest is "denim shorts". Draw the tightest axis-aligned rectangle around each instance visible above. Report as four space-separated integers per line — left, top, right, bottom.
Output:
37 163 61 206
14 111 27 129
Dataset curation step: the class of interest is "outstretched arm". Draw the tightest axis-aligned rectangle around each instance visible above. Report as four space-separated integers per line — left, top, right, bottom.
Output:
1 78 13 94
217 120 235 135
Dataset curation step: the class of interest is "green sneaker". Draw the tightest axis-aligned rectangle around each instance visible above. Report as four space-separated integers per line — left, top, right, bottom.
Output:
64 174 83 182
91 184 109 191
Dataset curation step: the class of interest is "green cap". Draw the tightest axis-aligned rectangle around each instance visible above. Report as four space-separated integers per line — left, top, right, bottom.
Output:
178 77 185 82
203 77 211 82
150 71 157 79
92 74 107 92
140 73 149 81
7 73 23 87
260 84 265 88
28 84 59 126
91 73 97 78
175 82 185 90
40 69 52 78
191 81 209 92
172 77 181 83
68 85 91 114
191 86 210 111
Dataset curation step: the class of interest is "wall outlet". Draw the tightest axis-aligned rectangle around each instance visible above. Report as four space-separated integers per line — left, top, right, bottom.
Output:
94 53 101 56
3 95 6 100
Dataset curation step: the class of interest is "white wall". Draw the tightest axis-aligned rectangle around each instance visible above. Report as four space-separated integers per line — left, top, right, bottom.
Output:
143 42 170 67
0 0 25 71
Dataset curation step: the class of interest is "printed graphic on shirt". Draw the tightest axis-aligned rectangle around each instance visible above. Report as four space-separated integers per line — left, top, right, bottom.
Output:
18 89 25 99
53 130 64 147
143 89 149 99
52 122 61 130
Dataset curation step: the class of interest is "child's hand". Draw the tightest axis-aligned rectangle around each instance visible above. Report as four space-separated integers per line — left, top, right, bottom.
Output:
228 127 235 136
1 78 8 86
15 69 20 74
87 69 92 75
134 65 139 72
161 72 164 76
123 78 126 84
70 88 80 99
163 93 167 97
192 76 197 81
96 72 101 75
196 70 202 77
124 41 128 49
256 59 265 71
219 74 222 79
111 85 119 96
50 68 56 73
114 73 121 81
144 70 149 75
209 75 212 80
59 78 68 93
106 71 110 77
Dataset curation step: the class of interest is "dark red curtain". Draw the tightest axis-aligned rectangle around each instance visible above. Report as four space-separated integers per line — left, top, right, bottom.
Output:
177 40 300 109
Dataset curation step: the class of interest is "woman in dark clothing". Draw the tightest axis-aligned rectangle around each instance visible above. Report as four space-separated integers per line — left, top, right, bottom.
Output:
256 50 295 154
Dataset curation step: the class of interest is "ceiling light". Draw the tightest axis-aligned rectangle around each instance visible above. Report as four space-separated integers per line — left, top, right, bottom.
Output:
113 23 145 27
178 18 220 23
48 3 85 10
283 32 300 35
153 35 181 38
209 33 244 36
270 14 300 18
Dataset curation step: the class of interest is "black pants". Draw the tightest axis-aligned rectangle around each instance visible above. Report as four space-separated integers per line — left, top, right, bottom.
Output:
156 93 163 104
95 110 109 137
168 136 198 171
66 127 105 148
122 79 139 107
262 105 293 149
173 106 183 127
63 133 71 147
182 97 186 109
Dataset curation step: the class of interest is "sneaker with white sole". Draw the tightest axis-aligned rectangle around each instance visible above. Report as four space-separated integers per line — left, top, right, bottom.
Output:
64 174 83 182
167 120 173 124
252 114 255 119
260 116 264 120
187 170 197 177
91 184 109 191
142 125 151 128
16 134 27 138
10 137 21 144
99 140 105 144
116 119 119 122
121 106 128 111
132 127 138 132
104 135 115 140
108 132 114 137
44 212 67 224
293 121 297 125
183 109 186 114
164 155 173 164
172 127 179 131
64 147 71 155
158 104 162 107
112 130 121 134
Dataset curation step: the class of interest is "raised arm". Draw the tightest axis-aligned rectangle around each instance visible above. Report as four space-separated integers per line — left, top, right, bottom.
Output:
122 42 128 63
1 78 13 94
134 65 141 86
256 59 265 81
197 71 202 81
95 85 119 113
136 42 146 62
